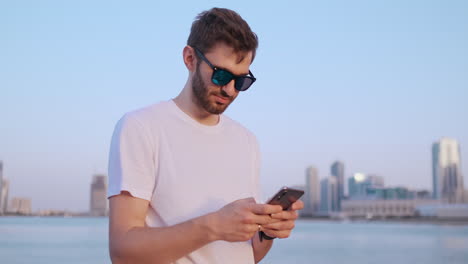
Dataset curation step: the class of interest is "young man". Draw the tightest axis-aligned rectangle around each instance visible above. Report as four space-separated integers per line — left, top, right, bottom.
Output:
108 8 303 264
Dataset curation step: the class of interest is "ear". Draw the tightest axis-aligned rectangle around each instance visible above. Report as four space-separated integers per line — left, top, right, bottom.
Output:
183 45 197 72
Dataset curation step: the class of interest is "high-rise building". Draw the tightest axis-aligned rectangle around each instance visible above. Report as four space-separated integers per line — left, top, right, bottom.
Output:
304 166 320 215
432 138 464 203
9 197 32 215
90 174 107 216
0 161 3 214
348 173 384 199
320 176 338 214
1 178 9 215
331 161 345 209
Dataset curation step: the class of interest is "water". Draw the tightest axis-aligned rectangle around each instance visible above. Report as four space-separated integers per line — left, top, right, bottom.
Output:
1 217 467 264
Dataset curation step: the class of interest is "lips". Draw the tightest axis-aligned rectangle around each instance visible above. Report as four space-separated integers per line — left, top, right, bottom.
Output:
213 94 230 104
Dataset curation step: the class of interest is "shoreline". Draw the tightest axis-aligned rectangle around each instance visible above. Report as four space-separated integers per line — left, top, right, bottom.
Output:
2 215 468 226
299 215 468 226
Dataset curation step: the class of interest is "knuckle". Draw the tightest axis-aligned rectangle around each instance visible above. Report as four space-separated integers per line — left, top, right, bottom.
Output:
293 212 299 219
242 215 254 224
280 232 290 239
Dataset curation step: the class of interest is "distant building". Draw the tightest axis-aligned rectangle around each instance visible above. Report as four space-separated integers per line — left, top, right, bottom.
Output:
365 187 431 200
416 204 468 219
304 166 320 215
331 161 345 209
415 190 432 200
90 174 107 216
1 178 9 215
320 176 338 214
348 173 384 199
9 197 32 215
0 161 3 215
432 138 464 203
342 199 437 218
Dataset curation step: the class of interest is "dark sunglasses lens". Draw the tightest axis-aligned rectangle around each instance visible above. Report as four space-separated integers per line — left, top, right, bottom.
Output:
235 77 254 91
212 69 233 86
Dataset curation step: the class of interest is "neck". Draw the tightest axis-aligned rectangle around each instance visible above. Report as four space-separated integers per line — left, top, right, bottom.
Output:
173 83 220 126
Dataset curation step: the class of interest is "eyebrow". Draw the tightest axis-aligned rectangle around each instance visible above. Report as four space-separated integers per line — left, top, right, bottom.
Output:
195 48 250 76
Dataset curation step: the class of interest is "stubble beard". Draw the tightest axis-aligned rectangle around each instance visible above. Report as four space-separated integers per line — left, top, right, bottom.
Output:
192 66 233 115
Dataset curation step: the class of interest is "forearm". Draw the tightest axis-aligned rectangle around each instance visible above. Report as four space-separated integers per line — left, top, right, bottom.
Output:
251 232 274 263
110 213 216 264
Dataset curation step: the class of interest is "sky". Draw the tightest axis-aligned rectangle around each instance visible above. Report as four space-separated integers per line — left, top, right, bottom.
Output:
1 0 467 212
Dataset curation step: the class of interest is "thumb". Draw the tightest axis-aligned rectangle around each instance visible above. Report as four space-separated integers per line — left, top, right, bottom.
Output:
239 197 256 204
233 197 256 207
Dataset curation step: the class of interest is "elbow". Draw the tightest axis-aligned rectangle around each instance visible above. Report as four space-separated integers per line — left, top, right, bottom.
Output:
109 241 125 264
109 239 134 264
109 239 162 264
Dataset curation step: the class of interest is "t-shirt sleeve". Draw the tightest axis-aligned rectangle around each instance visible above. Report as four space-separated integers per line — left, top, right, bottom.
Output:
107 113 157 201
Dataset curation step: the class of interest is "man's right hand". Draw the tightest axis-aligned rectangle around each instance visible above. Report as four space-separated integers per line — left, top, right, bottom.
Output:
208 197 283 242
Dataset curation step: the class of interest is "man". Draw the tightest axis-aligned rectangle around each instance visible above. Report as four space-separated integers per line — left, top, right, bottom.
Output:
108 8 303 264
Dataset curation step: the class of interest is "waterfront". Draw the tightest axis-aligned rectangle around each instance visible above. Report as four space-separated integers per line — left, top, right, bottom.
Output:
1 217 467 264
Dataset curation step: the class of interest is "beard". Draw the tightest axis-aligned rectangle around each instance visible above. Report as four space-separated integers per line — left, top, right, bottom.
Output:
192 66 234 115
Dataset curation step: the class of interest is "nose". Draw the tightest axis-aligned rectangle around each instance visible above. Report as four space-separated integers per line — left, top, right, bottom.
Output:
221 79 238 97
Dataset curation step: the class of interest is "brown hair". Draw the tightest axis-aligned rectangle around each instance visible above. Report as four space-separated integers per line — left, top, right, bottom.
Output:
187 8 258 63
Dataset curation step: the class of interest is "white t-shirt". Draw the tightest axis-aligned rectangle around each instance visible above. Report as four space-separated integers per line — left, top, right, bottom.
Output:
108 100 261 264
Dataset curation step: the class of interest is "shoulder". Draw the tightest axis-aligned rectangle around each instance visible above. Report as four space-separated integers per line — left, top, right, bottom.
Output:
222 115 259 146
123 100 172 123
116 100 174 130
112 101 174 143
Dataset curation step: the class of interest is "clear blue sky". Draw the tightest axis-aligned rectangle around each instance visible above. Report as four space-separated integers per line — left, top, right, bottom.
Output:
1 0 467 211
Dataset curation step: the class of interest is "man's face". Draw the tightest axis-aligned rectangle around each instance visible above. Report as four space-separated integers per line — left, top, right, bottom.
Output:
191 43 253 115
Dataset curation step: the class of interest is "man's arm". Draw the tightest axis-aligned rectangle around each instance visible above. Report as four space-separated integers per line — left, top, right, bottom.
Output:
251 200 304 263
109 192 282 264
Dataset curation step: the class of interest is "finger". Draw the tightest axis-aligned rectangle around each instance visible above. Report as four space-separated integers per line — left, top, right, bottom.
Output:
248 214 278 225
290 200 304 210
251 204 283 215
261 228 292 239
245 224 260 233
262 220 295 231
271 210 299 220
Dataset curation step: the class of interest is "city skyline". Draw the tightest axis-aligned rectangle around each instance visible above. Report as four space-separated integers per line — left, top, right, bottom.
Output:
302 138 467 219
1 1 467 211
1 137 465 212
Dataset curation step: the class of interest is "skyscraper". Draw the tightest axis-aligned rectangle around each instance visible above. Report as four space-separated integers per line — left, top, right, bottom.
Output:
0 161 4 215
432 138 464 203
348 173 384 199
305 166 320 215
320 176 338 214
0 179 9 214
331 161 344 209
9 197 31 215
90 174 108 216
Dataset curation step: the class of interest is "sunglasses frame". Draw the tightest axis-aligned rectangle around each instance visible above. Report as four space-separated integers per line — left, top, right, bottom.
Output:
193 47 256 92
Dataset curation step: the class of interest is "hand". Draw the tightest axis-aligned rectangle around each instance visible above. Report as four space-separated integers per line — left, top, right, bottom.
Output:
260 200 304 239
210 197 283 242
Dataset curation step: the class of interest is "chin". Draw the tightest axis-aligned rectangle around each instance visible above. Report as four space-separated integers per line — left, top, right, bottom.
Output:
205 102 230 115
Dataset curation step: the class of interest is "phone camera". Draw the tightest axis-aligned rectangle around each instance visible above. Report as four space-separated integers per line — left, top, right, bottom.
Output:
277 191 286 200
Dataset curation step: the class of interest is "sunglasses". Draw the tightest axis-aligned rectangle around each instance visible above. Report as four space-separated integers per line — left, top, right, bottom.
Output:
193 48 256 92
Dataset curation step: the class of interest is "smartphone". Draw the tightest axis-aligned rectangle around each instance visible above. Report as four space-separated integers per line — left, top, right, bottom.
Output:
267 187 304 210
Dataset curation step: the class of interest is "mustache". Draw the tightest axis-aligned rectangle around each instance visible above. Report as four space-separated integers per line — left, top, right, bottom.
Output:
212 89 233 100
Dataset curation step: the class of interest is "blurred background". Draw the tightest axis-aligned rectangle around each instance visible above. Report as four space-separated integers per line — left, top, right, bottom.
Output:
0 0 467 263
